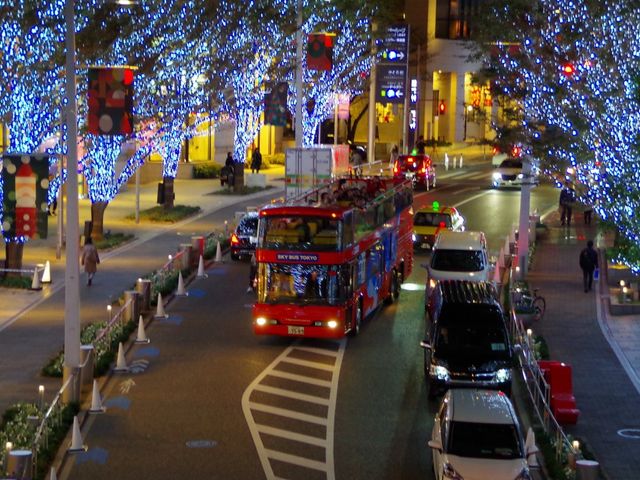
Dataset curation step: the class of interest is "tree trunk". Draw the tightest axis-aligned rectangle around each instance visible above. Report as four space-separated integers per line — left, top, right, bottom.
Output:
233 163 245 193
163 176 175 209
346 102 368 144
4 241 24 279
90 201 108 241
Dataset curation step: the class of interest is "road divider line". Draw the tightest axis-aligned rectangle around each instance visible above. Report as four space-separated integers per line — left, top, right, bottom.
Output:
266 370 332 387
247 402 328 425
252 384 330 405
256 425 327 447
292 345 339 358
278 357 336 371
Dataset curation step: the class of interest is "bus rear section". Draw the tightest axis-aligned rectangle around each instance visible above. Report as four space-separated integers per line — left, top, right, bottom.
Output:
252 176 414 339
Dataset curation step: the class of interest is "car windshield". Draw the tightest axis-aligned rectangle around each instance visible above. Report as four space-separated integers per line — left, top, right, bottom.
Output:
431 249 484 271
415 212 452 228
448 421 522 459
499 159 522 169
237 216 258 236
435 313 510 361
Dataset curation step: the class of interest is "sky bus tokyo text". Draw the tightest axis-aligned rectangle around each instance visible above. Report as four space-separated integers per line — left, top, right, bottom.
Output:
252 176 414 339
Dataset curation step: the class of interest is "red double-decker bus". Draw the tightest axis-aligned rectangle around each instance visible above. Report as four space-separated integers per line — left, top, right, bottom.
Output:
252 176 414 338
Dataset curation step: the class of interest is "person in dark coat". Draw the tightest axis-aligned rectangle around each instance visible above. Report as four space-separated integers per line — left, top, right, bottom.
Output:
579 239 599 292
223 152 235 187
251 148 262 174
80 237 100 286
559 181 576 226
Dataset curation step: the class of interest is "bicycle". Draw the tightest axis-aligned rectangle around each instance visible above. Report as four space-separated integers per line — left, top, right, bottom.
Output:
518 288 546 322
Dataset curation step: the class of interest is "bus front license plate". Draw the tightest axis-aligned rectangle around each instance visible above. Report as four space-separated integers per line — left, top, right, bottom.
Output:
288 326 304 335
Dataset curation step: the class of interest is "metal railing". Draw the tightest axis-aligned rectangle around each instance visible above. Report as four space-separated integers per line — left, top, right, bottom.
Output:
506 260 576 465
94 297 134 350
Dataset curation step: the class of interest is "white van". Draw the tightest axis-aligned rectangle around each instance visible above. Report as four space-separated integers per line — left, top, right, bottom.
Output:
426 230 491 296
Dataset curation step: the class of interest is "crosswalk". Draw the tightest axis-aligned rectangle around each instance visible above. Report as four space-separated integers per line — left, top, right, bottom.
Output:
242 339 346 480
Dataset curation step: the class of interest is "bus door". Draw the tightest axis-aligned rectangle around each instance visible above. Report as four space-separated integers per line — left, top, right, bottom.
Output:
343 263 355 331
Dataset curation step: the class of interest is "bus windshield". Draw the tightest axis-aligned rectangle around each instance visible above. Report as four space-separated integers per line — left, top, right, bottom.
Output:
261 216 342 251
257 263 346 305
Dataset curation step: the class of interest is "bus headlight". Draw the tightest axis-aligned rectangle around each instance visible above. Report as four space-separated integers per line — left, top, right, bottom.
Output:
327 320 338 329
256 317 267 326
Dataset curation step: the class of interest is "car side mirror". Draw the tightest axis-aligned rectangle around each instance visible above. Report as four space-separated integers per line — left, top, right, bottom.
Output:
514 343 523 354
428 439 443 451
420 340 433 350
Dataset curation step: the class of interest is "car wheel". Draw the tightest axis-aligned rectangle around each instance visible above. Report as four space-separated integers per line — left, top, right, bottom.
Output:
231 253 240 261
427 379 440 400
392 270 401 301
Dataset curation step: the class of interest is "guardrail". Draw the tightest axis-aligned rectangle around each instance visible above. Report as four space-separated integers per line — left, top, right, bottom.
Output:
506 253 577 467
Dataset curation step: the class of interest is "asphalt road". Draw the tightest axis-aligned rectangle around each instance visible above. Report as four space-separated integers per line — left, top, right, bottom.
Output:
61 164 561 479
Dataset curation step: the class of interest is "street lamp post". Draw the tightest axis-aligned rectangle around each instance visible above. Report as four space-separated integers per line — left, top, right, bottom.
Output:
63 0 81 403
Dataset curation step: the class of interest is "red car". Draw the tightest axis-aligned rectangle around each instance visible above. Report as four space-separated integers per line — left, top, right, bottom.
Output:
393 154 436 190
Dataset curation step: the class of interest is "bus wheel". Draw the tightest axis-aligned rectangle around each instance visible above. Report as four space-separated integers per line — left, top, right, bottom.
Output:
350 301 363 336
384 270 400 305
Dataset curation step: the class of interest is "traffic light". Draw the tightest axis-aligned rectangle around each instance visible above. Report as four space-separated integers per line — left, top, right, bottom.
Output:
438 100 446 115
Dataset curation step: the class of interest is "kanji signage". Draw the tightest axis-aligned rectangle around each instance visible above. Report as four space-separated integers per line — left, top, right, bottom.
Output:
88 67 135 135
379 24 409 64
376 65 407 104
2 153 49 240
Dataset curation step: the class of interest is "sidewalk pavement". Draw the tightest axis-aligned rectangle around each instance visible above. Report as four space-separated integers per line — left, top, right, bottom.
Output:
0 166 286 414
528 208 640 480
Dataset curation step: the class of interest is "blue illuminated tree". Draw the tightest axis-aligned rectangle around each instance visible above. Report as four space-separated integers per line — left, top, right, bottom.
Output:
284 5 372 146
482 0 640 269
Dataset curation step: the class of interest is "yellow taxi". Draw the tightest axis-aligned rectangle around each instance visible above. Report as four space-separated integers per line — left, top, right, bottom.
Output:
413 201 465 250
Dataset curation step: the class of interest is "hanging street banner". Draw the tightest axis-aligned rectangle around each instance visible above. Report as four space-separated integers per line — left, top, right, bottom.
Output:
376 64 408 104
88 67 135 135
2 153 50 240
264 82 289 127
379 24 409 64
307 33 335 71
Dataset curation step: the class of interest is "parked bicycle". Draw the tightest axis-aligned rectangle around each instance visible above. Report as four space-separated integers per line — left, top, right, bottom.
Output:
517 288 546 323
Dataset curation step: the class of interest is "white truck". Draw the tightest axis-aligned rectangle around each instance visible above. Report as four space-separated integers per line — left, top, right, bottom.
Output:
285 146 350 200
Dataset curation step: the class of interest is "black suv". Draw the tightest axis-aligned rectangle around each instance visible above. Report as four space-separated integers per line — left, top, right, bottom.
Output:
230 212 259 260
421 280 515 398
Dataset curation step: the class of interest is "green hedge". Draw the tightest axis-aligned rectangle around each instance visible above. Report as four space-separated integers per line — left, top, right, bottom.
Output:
193 162 223 178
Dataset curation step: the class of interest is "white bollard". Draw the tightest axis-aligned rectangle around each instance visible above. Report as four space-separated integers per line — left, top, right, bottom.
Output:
453 156 458 169
444 153 449 171
459 154 463 168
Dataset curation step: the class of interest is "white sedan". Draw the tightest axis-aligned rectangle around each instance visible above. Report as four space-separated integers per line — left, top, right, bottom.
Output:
492 158 524 188
429 389 538 480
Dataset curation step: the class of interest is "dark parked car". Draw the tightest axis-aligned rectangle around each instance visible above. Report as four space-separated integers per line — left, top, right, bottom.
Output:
421 280 516 398
230 212 259 260
393 154 436 190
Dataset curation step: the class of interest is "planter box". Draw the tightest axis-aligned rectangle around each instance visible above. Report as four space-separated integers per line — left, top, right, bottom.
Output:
606 261 640 287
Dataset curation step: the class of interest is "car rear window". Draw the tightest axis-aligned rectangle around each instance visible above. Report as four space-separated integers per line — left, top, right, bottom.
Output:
237 217 258 235
431 249 484 271
397 156 430 172
415 212 452 228
448 421 522 459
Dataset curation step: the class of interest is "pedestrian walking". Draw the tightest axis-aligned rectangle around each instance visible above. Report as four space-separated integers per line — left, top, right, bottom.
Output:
579 239 599 293
389 144 399 167
247 254 258 293
80 237 100 286
224 152 235 187
251 148 262 174
559 181 576 226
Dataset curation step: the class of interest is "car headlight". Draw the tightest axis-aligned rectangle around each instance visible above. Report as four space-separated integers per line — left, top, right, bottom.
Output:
515 467 532 480
256 317 267 326
442 462 464 479
495 368 511 383
412 233 417 242
430 364 450 381
493 172 502 180
517 173 524 179
429 278 437 289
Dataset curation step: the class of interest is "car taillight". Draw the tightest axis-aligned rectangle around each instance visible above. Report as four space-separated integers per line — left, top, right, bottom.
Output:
231 233 240 245
393 161 399 174
420 165 427 174
492 147 499 155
